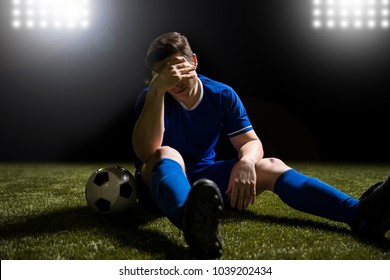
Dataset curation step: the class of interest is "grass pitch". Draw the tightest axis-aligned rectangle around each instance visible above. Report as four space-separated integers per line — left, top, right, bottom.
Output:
0 162 390 260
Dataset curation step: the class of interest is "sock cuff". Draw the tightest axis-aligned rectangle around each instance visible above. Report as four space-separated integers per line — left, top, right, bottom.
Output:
152 158 183 174
274 169 306 194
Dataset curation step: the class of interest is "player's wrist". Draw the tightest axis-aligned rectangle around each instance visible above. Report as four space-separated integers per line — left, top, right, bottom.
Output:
148 82 167 96
239 156 257 167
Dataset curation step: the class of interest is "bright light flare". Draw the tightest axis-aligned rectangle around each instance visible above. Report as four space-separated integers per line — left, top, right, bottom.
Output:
312 0 390 30
11 0 91 30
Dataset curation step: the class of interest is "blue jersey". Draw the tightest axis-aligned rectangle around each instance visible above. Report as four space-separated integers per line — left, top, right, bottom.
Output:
134 74 253 166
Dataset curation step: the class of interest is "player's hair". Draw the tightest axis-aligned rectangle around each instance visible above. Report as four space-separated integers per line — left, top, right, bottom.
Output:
145 32 194 68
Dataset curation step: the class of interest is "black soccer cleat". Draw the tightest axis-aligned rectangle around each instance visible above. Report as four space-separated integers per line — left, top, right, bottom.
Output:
350 176 390 239
183 178 224 259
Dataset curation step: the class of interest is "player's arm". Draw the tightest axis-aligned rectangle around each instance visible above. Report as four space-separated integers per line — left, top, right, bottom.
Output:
132 78 165 163
132 56 196 162
227 130 264 210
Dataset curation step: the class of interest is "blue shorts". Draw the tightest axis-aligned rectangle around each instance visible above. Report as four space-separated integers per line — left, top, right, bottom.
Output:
135 159 238 211
186 159 237 207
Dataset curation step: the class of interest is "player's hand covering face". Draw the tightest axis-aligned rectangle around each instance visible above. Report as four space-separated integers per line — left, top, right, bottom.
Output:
151 55 198 97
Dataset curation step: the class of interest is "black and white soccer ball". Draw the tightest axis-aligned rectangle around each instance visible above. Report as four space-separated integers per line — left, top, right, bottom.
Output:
85 166 138 214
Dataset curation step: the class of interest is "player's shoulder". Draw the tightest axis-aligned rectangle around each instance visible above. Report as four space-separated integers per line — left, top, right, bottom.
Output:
198 74 235 95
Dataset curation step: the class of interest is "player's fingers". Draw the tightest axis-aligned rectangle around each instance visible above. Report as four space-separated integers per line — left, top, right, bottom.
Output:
168 58 193 71
239 182 256 210
243 183 253 210
226 177 234 195
165 64 194 80
245 184 254 208
180 71 197 80
251 185 256 205
243 189 250 210
236 181 251 210
237 186 246 210
230 179 239 208
175 56 188 62
175 61 194 68
176 65 196 76
167 56 187 65
179 67 196 76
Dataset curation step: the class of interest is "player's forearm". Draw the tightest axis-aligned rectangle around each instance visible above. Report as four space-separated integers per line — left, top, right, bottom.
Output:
238 139 264 164
132 89 165 162
132 120 163 163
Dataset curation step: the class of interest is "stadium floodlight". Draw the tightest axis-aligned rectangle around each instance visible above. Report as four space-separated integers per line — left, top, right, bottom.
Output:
11 0 91 30
312 0 390 30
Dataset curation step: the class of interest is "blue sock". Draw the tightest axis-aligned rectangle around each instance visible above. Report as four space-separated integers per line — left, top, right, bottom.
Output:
150 158 191 229
274 169 359 224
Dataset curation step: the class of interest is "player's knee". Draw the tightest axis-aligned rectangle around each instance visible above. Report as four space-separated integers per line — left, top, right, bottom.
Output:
150 146 186 170
141 146 186 186
153 146 182 161
256 157 289 172
255 158 291 192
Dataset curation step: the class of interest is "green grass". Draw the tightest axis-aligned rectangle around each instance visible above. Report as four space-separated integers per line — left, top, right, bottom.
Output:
1 162 390 260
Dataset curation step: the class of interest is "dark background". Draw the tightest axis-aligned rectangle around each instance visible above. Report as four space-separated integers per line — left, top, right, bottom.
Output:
1 0 389 162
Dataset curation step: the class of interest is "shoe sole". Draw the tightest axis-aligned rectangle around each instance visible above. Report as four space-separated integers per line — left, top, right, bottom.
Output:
183 179 224 259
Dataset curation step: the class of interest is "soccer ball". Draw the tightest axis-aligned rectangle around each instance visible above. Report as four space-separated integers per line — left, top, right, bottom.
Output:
85 166 138 214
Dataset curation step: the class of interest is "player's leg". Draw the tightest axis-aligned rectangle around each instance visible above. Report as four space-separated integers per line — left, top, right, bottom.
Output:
350 177 390 238
256 158 390 238
139 146 191 228
255 158 360 225
182 160 238 259
141 147 226 258
182 178 224 259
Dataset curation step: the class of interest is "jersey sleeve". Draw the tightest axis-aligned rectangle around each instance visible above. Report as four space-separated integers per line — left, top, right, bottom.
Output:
222 88 253 138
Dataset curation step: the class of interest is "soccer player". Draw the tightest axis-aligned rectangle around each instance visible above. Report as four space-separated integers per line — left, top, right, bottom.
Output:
132 31 390 259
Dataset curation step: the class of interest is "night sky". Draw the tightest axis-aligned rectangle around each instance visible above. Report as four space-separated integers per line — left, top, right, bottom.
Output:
1 0 389 162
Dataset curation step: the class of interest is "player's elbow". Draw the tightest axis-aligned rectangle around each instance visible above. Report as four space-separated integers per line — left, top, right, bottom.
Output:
136 150 154 164
132 138 158 163
132 126 164 163
134 148 153 163
132 140 152 163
